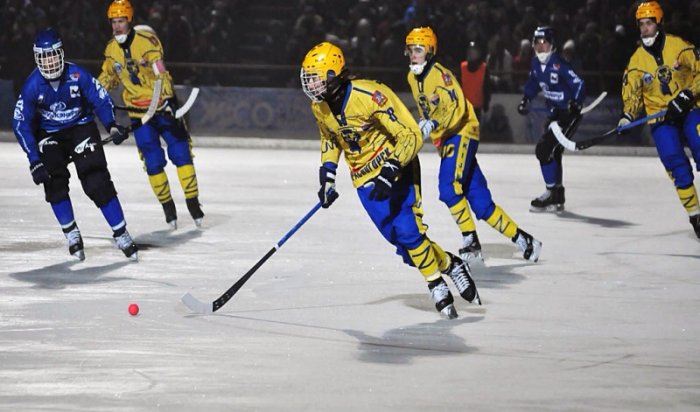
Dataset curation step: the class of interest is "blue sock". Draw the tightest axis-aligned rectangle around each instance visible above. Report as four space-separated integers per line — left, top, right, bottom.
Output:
540 161 560 187
100 197 126 231
50 198 75 229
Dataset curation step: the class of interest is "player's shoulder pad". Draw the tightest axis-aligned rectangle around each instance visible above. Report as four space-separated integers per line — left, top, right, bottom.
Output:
135 31 160 47
433 62 456 86
352 79 391 107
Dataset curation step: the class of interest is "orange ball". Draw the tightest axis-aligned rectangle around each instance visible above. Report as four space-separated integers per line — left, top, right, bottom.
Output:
128 303 139 316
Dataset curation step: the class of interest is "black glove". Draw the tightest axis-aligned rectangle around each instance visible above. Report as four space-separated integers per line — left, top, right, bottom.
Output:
568 100 582 116
517 97 530 115
369 159 401 201
666 89 695 123
162 97 179 117
108 123 129 145
318 165 339 208
29 160 50 185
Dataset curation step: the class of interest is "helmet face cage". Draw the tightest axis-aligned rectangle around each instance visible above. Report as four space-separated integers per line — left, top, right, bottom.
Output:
300 42 345 102
636 1 663 23
33 29 64 80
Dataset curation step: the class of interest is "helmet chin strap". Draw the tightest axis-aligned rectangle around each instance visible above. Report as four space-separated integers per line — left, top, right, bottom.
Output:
536 51 552 64
409 61 427 75
641 31 659 47
114 29 131 44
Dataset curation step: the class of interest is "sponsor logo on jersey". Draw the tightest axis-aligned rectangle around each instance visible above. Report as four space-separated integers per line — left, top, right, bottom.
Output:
92 77 108 99
114 62 123 74
70 85 80 98
38 136 58 153
549 72 559 84
553 63 560 71
50 101 67 112
442 73 452 86
70 73 80 81
74 137 96 154
13 98 24 121
371 91 387 106
40 106 81 122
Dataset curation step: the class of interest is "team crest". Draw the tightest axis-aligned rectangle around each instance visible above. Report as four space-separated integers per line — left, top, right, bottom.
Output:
372 90 387 106
642 72 653 84
70 85 80 98
442 73 452 86
429 94 440 105
549 72 559 84
656 65 672 84
114 62 123 74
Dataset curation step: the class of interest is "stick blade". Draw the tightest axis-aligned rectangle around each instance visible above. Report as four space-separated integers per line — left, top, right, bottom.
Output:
549 122 578 151
181 292 213 315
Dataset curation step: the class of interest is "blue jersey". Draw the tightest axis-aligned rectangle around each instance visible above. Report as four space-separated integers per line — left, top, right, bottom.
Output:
13 63 116 163
522 53 585 111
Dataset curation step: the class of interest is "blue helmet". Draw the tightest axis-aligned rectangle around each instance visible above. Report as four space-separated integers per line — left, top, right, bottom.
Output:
33 28 65 80
532 26 555 64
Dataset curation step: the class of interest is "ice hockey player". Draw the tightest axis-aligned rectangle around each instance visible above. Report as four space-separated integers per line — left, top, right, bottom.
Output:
98 0 204 229
517 26 586 212
301 41 480 319
621 1 700 238
405 27 542 264
12 28 137 261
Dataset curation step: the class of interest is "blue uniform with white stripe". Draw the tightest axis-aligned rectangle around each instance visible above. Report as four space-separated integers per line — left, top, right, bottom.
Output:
13 63 116 164
522 53 586 189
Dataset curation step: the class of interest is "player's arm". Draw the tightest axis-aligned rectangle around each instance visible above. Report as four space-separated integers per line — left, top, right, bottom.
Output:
565 64 586 107
12 86 40 164
430 72 468 135
97 48 120 92
679 45 700 100
621 65 645 119
316 112 341 207
79 67 118 129
374 86 423 166
138 33 174 100
518 67 540 114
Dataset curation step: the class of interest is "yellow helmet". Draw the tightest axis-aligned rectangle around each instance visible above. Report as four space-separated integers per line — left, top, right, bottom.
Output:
300 42 345 102
107 0 134 22
405 27 438 56
636 1 663 23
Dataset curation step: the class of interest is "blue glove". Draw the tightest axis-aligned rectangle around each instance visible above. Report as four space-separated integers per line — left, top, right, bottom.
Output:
318 165 339 208
666 89 694 123
517 97 530 115
108 123 129 145
29 160 50 185
369 159 401 201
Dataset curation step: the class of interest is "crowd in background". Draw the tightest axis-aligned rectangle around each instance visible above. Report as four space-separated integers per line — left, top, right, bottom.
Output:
1 0 700 94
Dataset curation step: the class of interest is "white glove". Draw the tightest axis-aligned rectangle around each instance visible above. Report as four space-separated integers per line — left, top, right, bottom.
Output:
617 113 632 129
418 119 437 140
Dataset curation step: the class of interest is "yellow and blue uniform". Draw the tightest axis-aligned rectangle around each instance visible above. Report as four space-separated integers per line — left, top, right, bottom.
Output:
312 78 450 280
98 28 199 209
622 33 700 216
407 60 521 241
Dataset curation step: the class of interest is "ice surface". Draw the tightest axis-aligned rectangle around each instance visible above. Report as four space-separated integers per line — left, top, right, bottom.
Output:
1 141 698 411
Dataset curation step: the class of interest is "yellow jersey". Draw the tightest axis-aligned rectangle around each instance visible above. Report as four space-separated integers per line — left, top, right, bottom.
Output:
622 34 700 120
313 78 423 187
407 61 480 146
98 29 175 115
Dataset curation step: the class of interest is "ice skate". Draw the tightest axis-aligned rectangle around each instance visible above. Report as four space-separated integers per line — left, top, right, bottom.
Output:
113 228 138 261
530 186 565 212
513 228 542 262
444 252 481 305
690 214 700 239
186 197 204 228
64 225 85 261
162 200 177 230
459 231 483 265
428 277 458 319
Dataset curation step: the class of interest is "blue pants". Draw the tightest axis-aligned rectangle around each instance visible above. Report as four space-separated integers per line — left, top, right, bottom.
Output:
357 158 428 267
651 108 700 189
438 134 496 220
132 114 193 175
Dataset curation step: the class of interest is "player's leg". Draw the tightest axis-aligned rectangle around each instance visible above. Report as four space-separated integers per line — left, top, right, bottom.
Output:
70 123 137 260
437 134 481 263
161 118 204 226
133 119 176 228
532 126 565 212
682 109 700 238
465 160 542 262
39 132 83 260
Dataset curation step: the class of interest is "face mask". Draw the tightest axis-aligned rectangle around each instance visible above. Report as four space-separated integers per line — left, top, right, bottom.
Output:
409 62 427 75
536 51 552 64
641 31 658 47
114 34 128 44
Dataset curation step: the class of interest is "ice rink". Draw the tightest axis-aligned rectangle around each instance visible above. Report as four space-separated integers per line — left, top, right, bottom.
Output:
1 140 699 411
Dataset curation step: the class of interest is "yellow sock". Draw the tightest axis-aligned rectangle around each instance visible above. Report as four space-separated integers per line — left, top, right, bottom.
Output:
485 205 518 239
177 164 199 199
148 171 172 204
408 238 450 281
449 198 477 233
677 185 700 215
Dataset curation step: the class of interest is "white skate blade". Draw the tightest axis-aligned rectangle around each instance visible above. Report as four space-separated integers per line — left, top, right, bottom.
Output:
168 220 178 230
194 217 203 228
72 250 86 261
529 204 564 213
181 292 213 315
440 304 458 319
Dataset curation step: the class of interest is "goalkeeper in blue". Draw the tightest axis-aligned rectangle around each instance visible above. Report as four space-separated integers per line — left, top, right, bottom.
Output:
405 27 542 265
12 28 137 261
301 41 481 319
